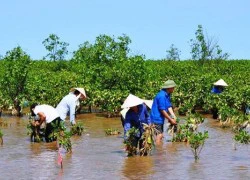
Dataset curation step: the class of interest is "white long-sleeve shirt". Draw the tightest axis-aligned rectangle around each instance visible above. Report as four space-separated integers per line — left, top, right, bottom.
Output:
56 93 79 124
34 105 60 123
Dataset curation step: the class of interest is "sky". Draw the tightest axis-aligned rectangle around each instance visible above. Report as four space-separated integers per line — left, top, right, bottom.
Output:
0 0 250 60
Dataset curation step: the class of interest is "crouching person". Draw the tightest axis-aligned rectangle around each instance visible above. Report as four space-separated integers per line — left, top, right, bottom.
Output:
30 103 62 142
122 94 151 156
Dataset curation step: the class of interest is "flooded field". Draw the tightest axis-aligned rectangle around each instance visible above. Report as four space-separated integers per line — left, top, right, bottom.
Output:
0 113 249 179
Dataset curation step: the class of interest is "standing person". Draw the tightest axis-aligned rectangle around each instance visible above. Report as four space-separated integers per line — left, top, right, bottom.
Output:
150 80 177 144
122 94 151 156
56 88 86 126
30 103 62 142
211 79 228 119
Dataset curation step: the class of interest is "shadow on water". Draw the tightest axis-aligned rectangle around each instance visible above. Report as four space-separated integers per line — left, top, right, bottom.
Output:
0 113 249 179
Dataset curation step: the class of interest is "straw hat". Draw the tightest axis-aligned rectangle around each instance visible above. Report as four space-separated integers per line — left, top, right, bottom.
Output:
161 80 176 89
121 94 144 109
143 99 153 109
120 108 129 119
71 87 86 98
213 79 228 87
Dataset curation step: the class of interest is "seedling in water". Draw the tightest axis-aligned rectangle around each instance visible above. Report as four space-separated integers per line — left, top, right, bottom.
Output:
188 131 209 160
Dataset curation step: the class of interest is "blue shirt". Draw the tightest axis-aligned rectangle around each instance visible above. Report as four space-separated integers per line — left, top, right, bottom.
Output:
124 104 151 139
56 93 79 124
150 89 172 124
211 86 223 94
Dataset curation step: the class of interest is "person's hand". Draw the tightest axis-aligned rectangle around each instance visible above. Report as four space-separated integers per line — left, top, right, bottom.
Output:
35 121 40 126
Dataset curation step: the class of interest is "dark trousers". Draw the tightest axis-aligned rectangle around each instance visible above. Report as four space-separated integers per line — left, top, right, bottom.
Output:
45 117 61 142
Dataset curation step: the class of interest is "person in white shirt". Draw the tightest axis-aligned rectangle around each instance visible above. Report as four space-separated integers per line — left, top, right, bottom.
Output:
56 88 86 125
30 103 61 142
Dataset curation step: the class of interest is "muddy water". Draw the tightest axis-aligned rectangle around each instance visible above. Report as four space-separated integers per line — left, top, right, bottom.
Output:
0 114 249 180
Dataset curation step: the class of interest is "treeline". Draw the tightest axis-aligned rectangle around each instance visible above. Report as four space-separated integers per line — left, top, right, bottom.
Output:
0 25 249 117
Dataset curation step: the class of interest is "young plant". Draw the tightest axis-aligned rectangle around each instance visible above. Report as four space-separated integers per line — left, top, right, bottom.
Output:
49 122 72 153
70 122 84 136
234 130 250 145
105 128 121 135
0 129 3 145
218 106 239 127
26 120 45 142
188 131 209 160
123 127 140 157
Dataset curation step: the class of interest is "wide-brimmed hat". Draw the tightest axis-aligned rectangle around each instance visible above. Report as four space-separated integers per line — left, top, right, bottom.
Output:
213 79 228 87
143 99 153 109
71 87 86 98
120 108 129 119
121 94 144 109
161 80 176 89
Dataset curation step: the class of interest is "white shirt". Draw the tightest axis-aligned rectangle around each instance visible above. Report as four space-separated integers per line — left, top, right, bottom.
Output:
34 105 60 123
56 93 78 123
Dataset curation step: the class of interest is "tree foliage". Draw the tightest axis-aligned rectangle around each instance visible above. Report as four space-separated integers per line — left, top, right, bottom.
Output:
0 46 31 102
166 44 181 61
190 25 229 61
42 34 69 61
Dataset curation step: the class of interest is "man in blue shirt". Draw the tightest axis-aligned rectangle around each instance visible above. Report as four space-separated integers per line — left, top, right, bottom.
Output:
150 80 177 144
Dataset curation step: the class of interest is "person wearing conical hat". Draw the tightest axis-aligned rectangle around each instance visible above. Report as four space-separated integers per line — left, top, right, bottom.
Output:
56 88 86 125
211 79 228 119
150 80 177 144
211 79 228 94
121 94 151 156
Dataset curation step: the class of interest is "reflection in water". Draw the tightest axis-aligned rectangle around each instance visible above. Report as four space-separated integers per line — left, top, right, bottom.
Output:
122 156 155 180
0 114 249 179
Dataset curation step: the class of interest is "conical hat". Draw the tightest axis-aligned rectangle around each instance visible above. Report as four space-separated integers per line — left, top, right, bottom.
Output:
143 99 153 109
120 108 129 119
121 94 144 109
213 79 228 87
71 88 86 98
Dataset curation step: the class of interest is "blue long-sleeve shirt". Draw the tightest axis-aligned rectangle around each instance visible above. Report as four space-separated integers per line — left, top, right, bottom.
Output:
211 86 223 94
150 89 172 124
56 93 79 124
124 104 151 139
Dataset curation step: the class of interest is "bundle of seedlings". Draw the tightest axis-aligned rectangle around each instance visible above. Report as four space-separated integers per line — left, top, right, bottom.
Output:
188 131 209 160
49 122 72 153
105 128 121 135
123 127 140 156
27 117 45 142
0 129 3 145
140 123 158 156
70 122 84 136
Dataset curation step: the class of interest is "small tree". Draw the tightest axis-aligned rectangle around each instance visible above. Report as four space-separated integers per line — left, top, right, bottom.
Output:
166 44 181 60
0 46 31 114
189 25 229 62
42 34 69 61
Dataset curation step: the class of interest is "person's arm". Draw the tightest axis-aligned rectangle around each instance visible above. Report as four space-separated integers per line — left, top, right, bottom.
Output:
168 107 176 120
35 112 46 126
160 110 177 125
158 95 176 125
69 99 77 125
123 114 131 140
